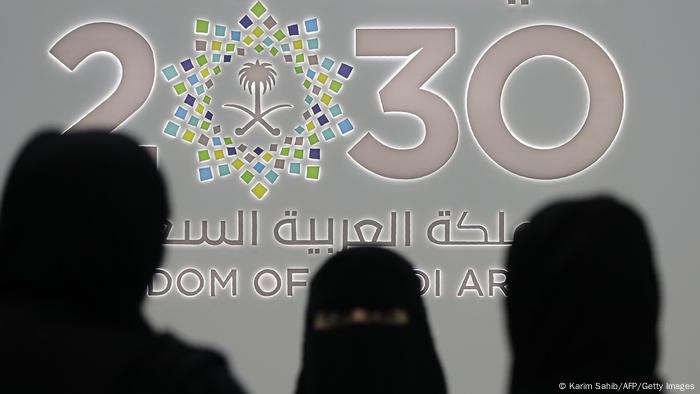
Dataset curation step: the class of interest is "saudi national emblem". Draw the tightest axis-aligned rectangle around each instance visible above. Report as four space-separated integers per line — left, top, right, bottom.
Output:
224 60 291 136
160 1 356 199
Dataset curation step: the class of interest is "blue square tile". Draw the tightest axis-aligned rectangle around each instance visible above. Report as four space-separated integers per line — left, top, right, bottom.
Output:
227 147 237 156
318 114 329 125
164 121 179 137
174 106 188 120
338 63 353 79
306 69 317 79
205 111 214 120
240 15 253 29
253 162 265 173
321 57 335 71
180 59 194 72
307 38 319 50
329 104 342 117
161 65 178 81
338 118 354 134
198 167 214 182
287 24 299 36
218 164 231 176
304 18 319 33
231 31 241 41
184 94 196 107
309 148 321 160
312 104 322 114
212 137 222 146
265 170 279 184
187 74 199 86
322 128 335 141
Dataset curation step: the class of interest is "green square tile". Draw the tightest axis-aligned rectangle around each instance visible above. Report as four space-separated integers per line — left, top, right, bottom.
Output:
303 79 312 89
196 54 207 66
294 66 303 74
212 66 222 75
280 147 290 156
306 166 320 180
200 121 211 130
273 29 286 41
329 80 343 93
226 43 236 52
294 149 304 159
250 1 267 18
224 137 234 145
196 19 210 34
308 134 320 145
173 82 187 95
198 150 210 161
203 95 212 105
295 53 304 63
270 47 279 56
241 170 254 184
254 44 264 53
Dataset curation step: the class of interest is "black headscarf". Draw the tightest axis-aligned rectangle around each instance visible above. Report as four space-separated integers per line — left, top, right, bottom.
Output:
0 131 246 394
295 247 447 394
506 196 661 393
0 131 167 323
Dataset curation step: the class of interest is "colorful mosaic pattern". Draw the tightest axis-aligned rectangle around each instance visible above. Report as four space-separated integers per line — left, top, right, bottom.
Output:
160 2 356 199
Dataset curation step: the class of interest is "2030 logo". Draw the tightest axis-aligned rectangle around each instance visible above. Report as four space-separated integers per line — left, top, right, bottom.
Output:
49 1 624 199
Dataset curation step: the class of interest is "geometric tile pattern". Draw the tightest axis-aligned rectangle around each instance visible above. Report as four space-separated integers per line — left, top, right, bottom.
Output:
160 1 355 199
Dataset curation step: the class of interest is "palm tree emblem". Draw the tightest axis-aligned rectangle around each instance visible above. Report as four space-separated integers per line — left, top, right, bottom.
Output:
223 59 292 136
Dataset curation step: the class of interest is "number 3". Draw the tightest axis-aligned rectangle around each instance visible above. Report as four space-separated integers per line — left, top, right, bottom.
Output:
352 28 459 179
50 22 155 133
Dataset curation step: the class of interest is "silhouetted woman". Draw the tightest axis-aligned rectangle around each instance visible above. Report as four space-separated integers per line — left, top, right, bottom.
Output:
506 196 662 393
0 131 246 394
295 247 447 394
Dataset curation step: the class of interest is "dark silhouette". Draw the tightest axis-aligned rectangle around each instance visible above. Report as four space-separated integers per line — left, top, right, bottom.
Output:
506 196 662 393
295 247 447 394
0 131 246 394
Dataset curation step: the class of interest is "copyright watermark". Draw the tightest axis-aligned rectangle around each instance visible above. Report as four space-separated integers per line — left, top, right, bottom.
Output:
558 382 696 391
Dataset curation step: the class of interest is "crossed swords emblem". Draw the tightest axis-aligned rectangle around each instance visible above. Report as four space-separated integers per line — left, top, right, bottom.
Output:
223 60 292 136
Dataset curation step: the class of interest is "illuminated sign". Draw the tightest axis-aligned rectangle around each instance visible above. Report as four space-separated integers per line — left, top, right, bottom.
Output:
49 1 624 200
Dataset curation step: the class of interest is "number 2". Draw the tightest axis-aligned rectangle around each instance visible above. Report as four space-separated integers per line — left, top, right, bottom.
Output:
50 22 155 133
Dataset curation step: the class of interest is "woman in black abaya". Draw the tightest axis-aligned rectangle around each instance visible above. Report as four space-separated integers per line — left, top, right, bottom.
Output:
506 196 663 393
295 247 447 394
0 131 246 394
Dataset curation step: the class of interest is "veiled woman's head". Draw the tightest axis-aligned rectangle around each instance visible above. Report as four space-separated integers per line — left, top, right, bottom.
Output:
296 247 447 394
0 131 168 319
